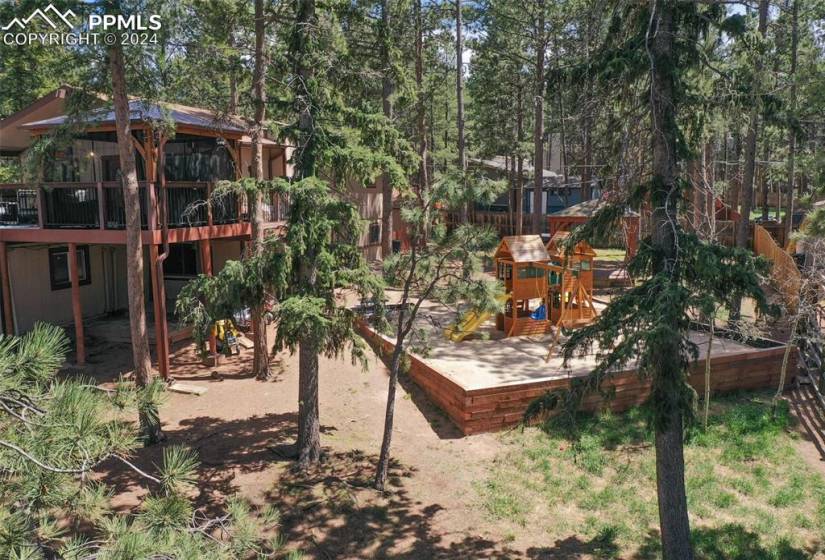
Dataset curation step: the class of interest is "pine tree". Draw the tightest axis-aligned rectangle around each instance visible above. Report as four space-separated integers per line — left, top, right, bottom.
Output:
249 0 272 381
374 170 504 490
525 3 772 558
178 0 412 470
0 323 287 558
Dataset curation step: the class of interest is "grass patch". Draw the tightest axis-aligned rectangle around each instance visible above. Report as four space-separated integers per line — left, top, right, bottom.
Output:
593 247 627 262
478 391 823 558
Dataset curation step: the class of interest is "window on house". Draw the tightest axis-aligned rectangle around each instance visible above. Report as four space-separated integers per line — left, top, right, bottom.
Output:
368 223 381 245
164 243 199 277
102 153 146 181
49 246 91 291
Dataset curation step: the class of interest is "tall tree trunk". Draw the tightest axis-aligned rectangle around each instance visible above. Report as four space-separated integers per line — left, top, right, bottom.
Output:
293 0 322 468
784 0 799 242
728 130 742 209
414 0 429 198
380 0 394 258
735 0 769 250
250 0 270 381
228 32 239 114
375 297 408 491
649 3 694 558
298 338 320 465
109 42 162 445
655 410 692 559
375 344 403 490
582 114 592 201
581 13 594 202
516 81 525 235
760 141 770 220
532 1 546 234
555 36 569 189
731 0 768 324
375 251 418 490
456 0 468 221
704 140 716 238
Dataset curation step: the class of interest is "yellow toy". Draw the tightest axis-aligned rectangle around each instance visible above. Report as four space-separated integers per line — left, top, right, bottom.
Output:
211 319 241 356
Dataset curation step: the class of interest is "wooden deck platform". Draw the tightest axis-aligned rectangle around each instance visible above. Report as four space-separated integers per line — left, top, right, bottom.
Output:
358 302 795 435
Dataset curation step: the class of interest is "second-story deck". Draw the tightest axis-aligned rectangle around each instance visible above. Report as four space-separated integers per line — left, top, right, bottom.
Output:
0 181 287 244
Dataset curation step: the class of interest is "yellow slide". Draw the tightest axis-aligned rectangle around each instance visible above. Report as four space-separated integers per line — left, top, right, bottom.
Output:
444 294 509 342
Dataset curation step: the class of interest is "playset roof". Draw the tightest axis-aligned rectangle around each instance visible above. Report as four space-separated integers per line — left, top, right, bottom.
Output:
546 231 597 257
494 235 550 263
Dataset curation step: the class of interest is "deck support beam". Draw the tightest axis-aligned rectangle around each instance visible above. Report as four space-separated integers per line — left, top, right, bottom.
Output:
199 239 219 365
0 241 13 335
67 242 85 366
149 243 170 378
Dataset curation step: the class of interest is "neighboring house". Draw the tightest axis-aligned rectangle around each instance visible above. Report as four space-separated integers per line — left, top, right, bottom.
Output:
0 86 384 375
469 155 598 213
459 155 598 236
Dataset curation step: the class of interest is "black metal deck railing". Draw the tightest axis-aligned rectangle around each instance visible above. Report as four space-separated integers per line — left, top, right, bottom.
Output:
0 188 38 226
44 184 99 228
0 182 289 231
103 182 149 229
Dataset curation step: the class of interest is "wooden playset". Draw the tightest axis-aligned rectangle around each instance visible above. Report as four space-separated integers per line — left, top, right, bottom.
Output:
545 231 598 326
489 234 598 338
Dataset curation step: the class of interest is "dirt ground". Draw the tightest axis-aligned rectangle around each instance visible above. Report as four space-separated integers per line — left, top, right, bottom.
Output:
77 317 825 559
86 327 539 559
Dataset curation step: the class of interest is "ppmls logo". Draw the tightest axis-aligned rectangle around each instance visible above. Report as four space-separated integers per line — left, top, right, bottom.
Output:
2 4 76 31
2 4 162 47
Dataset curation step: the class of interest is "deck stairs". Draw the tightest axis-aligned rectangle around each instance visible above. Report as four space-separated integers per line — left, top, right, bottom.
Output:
797 309 825 413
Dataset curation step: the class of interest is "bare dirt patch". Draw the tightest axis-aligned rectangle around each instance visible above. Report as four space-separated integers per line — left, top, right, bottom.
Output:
84 323 825 559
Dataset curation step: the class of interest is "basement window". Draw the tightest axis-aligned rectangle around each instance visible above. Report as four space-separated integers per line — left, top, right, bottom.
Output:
164 244 199 277
368 223 381 245
49 246 91 291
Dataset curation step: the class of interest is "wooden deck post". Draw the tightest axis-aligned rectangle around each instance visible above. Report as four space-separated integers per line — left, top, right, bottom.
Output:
67 242 85 366
206 182 214 227
148 243 170 378
35 188 45 228
146 182 157 230
0 241 14 335
96 182 105 229
199 239 219 365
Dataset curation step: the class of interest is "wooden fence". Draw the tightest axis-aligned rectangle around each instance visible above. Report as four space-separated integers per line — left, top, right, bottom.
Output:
446 211 525 237
753 224 801 310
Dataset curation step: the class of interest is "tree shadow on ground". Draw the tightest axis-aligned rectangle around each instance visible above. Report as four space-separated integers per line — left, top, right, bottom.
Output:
789 383 825 462
98 412 335 516
526 528 621 559
632 524 817 560
269 449 633 559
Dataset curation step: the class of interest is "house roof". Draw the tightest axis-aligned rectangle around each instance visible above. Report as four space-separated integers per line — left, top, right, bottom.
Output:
239 134 281 147
550 198 639 219
470 156 561 179
2 87 290 153
20 99 251 134
0 85 81 151
495 235 550 263
546 231 597 257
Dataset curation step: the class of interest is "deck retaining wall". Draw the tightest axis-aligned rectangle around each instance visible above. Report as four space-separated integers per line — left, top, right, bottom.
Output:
357 320 795 435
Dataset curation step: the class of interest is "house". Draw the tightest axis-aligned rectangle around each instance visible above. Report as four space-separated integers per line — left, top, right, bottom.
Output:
450 155 597 237
0 86 384 375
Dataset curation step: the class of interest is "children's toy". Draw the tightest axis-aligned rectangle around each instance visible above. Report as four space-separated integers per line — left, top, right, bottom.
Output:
212 319 241 356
